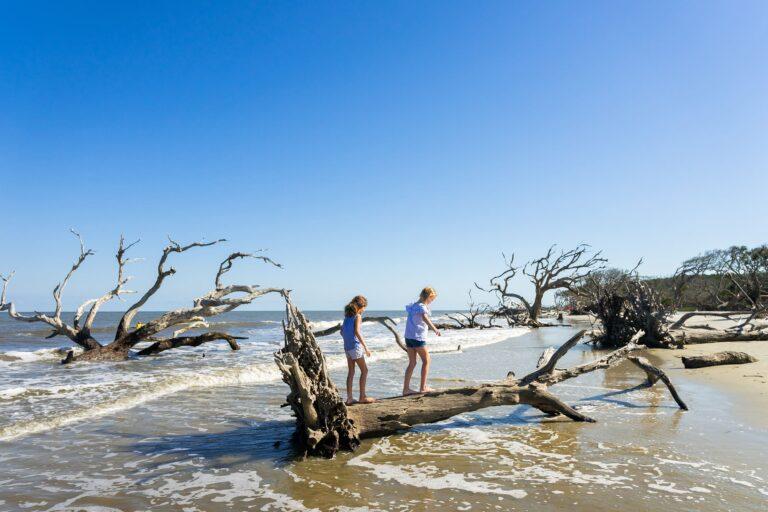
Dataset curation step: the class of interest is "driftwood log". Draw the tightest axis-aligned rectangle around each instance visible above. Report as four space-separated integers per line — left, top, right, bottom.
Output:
275 301 688 458
682 351 758 369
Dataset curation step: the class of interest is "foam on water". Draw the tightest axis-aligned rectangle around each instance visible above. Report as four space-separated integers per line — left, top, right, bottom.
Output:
0 324 528 441
348 438 528 498
343 420 768 507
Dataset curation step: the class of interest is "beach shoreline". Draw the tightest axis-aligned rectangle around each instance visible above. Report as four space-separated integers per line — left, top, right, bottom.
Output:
651 340 768 429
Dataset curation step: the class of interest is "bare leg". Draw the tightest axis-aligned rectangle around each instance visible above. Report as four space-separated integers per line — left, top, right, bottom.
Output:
403 348 418 395
416 347 433 392
357 358 375 403
346 357 356 405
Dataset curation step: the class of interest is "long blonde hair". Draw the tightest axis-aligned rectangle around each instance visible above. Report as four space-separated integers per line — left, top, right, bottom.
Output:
419 287 437 302
344 295 368 317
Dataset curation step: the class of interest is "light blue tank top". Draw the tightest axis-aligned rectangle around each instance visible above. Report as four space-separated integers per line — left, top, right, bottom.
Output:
341 315 360 351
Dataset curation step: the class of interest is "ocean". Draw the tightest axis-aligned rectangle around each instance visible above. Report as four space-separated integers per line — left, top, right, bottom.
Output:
1 311 766 511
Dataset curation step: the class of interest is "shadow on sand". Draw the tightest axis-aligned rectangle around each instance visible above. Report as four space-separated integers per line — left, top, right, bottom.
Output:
123 419 301 479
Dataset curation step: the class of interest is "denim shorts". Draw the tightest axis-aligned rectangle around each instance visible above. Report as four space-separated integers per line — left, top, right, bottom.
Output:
405 338 426 349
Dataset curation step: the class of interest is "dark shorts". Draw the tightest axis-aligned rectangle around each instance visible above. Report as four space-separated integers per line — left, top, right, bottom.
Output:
405 338 426 349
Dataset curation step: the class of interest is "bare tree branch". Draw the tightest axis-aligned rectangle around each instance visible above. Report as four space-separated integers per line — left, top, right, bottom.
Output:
76 235 139 339
215 251 282 289
478 245 606 326
136 331 246 356
114 237 226 340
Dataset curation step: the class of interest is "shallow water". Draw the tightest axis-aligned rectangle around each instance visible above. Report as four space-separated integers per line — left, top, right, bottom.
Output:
1 312 766 511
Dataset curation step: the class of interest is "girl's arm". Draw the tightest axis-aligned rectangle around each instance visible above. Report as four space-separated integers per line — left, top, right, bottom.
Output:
423 314 442 336
354 314 372 356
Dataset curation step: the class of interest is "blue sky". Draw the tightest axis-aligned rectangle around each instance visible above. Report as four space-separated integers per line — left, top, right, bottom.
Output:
1 1 767 311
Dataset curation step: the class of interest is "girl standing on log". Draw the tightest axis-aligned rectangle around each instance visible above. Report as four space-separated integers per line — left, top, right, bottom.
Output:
342 295 376 405
403 287 442 395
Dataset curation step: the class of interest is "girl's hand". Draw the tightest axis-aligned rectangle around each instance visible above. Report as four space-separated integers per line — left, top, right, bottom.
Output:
365 349 372 357
435 330 442 337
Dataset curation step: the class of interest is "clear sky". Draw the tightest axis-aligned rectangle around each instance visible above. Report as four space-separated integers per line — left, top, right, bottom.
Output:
1 1 767 312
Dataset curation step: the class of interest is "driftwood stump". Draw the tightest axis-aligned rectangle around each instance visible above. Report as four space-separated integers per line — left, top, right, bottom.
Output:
682 351 758 369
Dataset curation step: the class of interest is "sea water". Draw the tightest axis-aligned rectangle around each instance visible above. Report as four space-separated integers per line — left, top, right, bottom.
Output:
0 312 765 511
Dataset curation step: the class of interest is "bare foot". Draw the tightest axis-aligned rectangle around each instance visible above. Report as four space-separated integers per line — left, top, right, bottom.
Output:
420 387 435 393
345 399 357 406
358 396 376 404
402 388 419 396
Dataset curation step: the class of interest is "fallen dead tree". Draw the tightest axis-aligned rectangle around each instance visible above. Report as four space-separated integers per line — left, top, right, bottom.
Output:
671 329 768 345
682 351 758 369
275 299 687 458
1 231 285 363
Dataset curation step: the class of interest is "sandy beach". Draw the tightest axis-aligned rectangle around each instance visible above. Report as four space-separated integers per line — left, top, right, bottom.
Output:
653 340 768 428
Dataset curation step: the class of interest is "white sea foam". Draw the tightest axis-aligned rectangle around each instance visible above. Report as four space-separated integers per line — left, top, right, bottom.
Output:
348 438 527 498
0 387 27 399
143 469 317 510
0 326 528 441
0 346 81 363
0 361 281 441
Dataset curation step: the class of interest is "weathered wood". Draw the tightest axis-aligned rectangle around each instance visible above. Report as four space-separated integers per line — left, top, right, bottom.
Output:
669 311 751 330
347 383 595 438
1 231 284 363
682 351 758 369
135 332 245 356
476 245 606 326
671 330 768 345
517 330 586 385
627 355 688 410
276 298 359 457
537 347 557 369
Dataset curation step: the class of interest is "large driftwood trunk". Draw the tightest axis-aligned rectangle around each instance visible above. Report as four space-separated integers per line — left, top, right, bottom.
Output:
671 329 768 344
275 299 360 457
347 384 594 438
275 302 688 458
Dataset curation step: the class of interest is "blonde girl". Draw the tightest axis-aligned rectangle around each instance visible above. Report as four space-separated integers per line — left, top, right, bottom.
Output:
403 287 441 395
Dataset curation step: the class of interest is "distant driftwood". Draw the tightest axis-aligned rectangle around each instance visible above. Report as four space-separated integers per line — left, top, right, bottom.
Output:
682 351 758 369
275 300 687 458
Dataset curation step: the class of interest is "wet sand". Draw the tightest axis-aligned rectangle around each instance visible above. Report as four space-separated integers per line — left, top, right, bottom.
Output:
653 340 768 428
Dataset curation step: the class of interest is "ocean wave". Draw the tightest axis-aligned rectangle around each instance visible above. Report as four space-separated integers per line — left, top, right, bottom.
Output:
207 320 282 328
308 320 342 331
0 326 528 441
0 346 82 364
309 317 405 332
0 387 28 400
0 361 283 442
